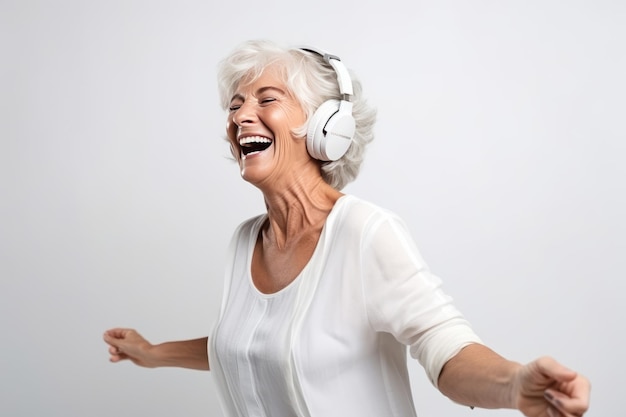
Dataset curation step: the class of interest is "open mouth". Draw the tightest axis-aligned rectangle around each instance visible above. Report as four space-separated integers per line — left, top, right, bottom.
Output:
239 136 273 157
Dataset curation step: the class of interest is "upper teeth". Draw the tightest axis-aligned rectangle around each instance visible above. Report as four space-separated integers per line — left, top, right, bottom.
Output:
239 136 272 145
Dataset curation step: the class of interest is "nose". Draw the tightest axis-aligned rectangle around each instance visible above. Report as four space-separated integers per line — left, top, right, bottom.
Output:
226 99 256 142
232 99 257 127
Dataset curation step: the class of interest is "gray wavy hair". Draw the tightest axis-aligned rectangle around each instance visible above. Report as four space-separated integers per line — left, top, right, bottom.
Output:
217 39 377 190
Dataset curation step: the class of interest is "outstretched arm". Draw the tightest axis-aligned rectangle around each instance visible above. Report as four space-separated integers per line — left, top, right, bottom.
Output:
438 344 590 417
103 328 209 370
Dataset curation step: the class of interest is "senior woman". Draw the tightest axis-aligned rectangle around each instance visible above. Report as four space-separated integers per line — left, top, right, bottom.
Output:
104 40 590 417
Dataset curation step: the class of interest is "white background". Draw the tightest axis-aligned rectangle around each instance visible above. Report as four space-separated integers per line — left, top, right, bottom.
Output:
1 1 624 416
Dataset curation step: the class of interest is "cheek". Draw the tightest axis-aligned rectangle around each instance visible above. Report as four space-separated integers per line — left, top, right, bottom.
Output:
225 118 241 160
225 117 237 139
268 108 306 139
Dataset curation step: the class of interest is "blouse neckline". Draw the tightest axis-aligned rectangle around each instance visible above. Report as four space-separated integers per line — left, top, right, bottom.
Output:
246 194 351 298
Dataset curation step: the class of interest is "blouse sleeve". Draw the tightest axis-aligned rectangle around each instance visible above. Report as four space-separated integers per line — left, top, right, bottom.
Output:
360 212 482 388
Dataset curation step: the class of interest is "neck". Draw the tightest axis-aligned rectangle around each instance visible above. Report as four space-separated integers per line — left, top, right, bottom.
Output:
261 178 343 250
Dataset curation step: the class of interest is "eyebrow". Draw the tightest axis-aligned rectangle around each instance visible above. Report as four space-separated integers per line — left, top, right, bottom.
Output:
229 86 287 103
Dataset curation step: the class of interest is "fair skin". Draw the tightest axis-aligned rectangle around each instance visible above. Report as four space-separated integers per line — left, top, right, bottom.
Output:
104 64 590 417
225 66 343 293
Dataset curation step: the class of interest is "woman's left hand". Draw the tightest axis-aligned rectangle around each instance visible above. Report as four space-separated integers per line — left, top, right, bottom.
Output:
514 356 590 417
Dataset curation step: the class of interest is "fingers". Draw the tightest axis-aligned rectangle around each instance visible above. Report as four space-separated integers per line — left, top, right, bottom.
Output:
544 380 591 417
106 337 124 362
103 328 133 341
545 405 576 417
103 327 154 367
103 328 140 348
103 329 121 346
109 353 130 363
534 356 578 382
108 352 125 362
546 406 558 417
519 357 590 417
546 406 580 417
103 328 136 363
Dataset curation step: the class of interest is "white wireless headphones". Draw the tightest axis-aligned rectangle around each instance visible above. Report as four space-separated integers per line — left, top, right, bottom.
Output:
300 47 356 162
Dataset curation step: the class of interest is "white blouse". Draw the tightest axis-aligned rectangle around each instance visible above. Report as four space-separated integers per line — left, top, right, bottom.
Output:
209 195 482 417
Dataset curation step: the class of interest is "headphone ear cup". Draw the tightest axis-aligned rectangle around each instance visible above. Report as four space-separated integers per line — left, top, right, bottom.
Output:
307 100 339 161
306 99 356 161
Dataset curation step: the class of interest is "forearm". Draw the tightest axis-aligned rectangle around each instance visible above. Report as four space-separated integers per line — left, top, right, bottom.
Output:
149 337 210 370
438 343 522 409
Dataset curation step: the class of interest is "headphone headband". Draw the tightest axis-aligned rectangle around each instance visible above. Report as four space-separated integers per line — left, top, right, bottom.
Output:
298 45 357 162
299 47 353 97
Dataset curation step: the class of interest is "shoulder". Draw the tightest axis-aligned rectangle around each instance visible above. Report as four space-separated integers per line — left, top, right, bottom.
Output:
336 195 403 223
230 214 266 243
332 195 406 237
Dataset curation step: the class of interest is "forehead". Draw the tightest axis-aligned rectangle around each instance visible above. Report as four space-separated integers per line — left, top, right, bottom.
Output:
233 63 289 96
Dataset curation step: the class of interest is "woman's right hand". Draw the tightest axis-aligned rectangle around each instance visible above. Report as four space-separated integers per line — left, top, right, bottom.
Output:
103 328 157 368
103 329 210 370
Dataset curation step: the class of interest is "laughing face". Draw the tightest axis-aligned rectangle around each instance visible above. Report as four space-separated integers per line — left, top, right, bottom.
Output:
226 65 311 189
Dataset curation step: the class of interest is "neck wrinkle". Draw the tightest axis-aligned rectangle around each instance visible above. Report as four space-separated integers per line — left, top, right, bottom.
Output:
261 179 342 250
